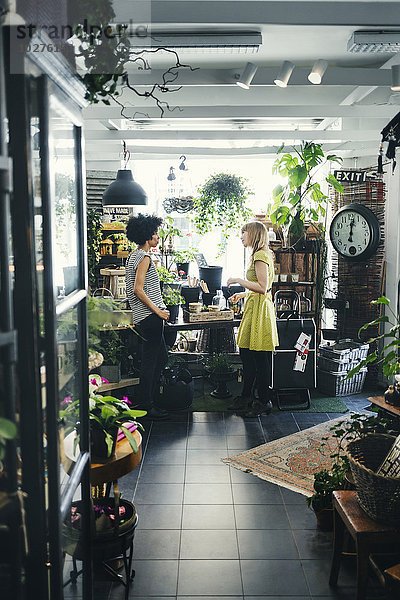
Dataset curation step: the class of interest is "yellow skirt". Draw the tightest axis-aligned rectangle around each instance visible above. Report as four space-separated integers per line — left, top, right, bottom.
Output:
236 292 279 351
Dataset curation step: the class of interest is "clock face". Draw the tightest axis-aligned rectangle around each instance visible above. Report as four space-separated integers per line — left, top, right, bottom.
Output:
329 203 381 261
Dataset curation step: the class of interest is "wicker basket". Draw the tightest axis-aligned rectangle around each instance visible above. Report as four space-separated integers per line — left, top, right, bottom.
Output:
346 434 400 525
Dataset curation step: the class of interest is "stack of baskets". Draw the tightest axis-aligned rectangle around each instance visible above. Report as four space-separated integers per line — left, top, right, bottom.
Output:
317 338 369 396
346 434 400 525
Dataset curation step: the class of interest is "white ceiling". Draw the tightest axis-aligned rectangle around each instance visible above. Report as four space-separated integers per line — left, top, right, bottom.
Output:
83 1 400 166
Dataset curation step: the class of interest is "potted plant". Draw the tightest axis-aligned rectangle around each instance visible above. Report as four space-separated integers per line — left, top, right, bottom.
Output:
87 296 135 382
346 295 400 381
173 248 197 279
158 216 184 267
269 142 343 248
204 353 236 398
60 374 146 459
306 412 395 529
162 288 184 324
193 173 252 254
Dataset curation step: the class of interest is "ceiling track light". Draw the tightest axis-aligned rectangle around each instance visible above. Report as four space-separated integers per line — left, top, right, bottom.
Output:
391 65 400 91
308 59 328 85
236 62 258 89
274 61 294 88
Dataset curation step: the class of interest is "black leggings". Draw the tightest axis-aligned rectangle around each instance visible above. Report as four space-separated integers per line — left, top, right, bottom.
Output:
239 347 272 403
135 313 168 410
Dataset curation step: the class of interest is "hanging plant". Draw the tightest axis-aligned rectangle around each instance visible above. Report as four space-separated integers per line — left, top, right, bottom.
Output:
193 173 252 253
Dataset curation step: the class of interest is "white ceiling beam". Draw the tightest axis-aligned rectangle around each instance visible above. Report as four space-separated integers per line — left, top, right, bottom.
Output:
83 104 397 120
117 1 400 28
83 129 380 142
123 67 392 87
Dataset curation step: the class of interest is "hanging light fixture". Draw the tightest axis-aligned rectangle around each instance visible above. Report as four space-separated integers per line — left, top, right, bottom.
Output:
236 62 258 89
274 61 294 88
102 141 147 206
308 59 328 84
391 65 400 91
167 166 176 180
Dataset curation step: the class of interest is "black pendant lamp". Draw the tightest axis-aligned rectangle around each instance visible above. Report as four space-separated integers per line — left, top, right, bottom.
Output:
102 142 148 206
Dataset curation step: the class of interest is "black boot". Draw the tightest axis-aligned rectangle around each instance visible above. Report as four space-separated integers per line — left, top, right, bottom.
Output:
227 396 251 411
242 399 273 418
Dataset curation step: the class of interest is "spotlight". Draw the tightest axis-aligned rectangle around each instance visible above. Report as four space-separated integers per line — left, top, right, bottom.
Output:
274 61 294 88
308 59 328 84
236 62 258 89
391 65 400 91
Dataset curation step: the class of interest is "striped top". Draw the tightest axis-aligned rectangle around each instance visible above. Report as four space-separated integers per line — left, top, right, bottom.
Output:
126 249 166 324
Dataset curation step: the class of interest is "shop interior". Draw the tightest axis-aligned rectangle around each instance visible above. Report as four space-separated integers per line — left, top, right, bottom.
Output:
1 2 400 599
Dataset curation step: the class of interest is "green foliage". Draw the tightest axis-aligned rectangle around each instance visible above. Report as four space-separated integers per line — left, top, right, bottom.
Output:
306 412 394 511
0 417 17 461
269 142 343 237
346 296 400 379
162 288 184 306
204 353 234 374
87 296 134 357
157 265 175 284
87 209 103 289
60 374 146 457
193 173 252 254
174 248 197 264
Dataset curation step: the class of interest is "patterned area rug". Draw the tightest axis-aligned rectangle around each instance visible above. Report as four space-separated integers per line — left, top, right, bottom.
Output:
222 415 354 496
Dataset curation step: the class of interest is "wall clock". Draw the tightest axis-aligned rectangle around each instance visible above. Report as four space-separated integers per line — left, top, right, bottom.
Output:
329 203 381 261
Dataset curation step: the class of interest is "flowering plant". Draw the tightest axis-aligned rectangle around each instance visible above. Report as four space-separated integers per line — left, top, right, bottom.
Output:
60 374 146 457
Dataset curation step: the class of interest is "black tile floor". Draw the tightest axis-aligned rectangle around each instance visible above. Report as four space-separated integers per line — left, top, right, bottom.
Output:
64 391 387 599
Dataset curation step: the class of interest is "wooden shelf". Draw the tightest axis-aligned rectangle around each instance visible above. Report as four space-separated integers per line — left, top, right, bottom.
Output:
97 377 139 392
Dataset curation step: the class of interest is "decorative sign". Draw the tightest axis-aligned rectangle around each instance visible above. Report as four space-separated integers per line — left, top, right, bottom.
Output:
376 434 400 477
194 253 208 267
333 170 379 183
103 206 134 221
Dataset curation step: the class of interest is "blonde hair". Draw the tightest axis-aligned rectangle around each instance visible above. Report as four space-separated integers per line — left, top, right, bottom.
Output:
242 221 269 258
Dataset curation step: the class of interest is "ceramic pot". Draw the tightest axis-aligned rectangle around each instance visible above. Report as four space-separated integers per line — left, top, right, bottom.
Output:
313 507 334 531
176 262 189 278
90 420 118 460
199 266 223 293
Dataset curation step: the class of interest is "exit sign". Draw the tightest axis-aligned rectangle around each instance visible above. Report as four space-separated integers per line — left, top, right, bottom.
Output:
333 170 380 183
333 170 367 183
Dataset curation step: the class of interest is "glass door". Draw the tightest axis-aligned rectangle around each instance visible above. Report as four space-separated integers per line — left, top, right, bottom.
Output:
5 43 92 600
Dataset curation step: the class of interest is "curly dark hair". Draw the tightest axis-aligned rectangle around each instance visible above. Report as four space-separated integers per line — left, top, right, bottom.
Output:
126 213 163 245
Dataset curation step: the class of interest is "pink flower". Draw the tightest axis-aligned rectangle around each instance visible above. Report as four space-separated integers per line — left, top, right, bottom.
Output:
123 396 132 405
101 377 109 384
90 378 98 386
61 396 72 405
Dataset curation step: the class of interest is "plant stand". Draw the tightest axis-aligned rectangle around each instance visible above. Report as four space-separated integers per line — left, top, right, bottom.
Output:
63 498 138 600
209 371 235 399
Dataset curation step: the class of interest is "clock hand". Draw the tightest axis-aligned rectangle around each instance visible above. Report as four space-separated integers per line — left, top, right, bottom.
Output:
348 218 355 242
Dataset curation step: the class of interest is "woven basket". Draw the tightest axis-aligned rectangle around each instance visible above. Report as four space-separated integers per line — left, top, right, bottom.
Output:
346 434 400 525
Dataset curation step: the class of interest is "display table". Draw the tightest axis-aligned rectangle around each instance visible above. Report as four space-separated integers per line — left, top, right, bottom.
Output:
329 490 400 600
63 430 142 487
368 395 400 419
166 317 241 354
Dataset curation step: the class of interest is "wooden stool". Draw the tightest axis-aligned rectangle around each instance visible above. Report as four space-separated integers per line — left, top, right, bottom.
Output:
329 490 400 600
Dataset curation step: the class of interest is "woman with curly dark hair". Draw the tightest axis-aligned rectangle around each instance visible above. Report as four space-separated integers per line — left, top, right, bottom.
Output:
126 214 170 419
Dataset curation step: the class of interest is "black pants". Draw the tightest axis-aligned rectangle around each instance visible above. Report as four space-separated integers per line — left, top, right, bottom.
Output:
239 347 272 403
135 313 168 410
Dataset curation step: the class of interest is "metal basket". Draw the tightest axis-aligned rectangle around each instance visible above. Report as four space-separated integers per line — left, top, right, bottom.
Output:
346 434 400 525
317 355 359 374
319 339 369 362
317 367 367 396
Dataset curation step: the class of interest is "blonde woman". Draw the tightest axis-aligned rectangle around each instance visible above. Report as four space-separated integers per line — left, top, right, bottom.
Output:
227 221 279 417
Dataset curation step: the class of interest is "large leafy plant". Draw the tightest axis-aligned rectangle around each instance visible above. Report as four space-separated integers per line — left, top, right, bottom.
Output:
60 374 146 458
193 173 252 253
269 142 343 239
347 296 400 379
